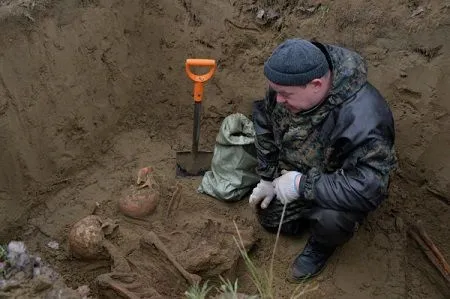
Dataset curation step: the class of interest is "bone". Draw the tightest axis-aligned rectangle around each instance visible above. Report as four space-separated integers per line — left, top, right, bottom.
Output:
141 231 201 285
166 182 182 217
97 273 140 299
102 240 131 273
408 229 450 286
414 220 450 276
97 272 161 299
137 167 152 185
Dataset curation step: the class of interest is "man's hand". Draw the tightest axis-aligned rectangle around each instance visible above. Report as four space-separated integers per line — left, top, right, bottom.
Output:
273 170 302 205
249 180 275 209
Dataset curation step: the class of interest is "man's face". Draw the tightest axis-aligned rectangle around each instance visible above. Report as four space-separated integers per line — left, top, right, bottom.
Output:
268 76 330 113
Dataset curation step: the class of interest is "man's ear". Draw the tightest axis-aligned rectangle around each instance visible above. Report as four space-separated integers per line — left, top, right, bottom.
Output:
310 78 323 90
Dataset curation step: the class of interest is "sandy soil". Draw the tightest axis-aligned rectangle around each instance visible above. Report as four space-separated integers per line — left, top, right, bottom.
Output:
0 0 449 298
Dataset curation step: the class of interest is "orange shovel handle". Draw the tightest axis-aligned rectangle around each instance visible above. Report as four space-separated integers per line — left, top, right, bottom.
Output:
185 59 216 102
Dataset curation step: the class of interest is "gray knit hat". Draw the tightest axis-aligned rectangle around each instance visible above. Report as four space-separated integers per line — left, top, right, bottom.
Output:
264 39 329 86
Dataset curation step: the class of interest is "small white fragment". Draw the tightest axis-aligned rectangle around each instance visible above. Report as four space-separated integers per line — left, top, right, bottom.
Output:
47 241 59 250
256 9 265 19
411 7 424 17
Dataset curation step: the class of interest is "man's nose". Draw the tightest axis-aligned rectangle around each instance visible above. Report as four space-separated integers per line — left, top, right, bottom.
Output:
276 94 286 103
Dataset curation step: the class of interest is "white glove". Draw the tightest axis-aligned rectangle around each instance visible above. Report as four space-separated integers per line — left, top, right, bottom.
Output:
273 170 302 205
249 179 275 209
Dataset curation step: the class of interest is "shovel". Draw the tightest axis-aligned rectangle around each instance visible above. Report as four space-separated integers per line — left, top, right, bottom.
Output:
176 58 216 177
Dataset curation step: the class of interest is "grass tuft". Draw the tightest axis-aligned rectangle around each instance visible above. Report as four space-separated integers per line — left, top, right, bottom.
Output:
185 280 212 299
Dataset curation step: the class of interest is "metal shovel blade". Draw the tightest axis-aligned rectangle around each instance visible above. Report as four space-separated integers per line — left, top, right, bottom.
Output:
176 151 213 177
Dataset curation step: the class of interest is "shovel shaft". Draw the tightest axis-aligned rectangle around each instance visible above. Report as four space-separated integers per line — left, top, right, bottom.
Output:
192 102 201 155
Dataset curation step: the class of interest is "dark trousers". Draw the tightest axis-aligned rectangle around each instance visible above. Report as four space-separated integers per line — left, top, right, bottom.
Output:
257 199 366 247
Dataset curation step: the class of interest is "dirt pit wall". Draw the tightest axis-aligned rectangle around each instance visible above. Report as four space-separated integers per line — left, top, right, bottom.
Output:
0 0 235 239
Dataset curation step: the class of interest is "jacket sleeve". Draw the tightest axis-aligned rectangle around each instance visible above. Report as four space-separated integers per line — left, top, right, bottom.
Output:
252 90 279 181
299 138 397 212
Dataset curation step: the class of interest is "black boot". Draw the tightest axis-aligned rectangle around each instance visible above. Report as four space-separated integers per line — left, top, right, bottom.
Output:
290 237 336 281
